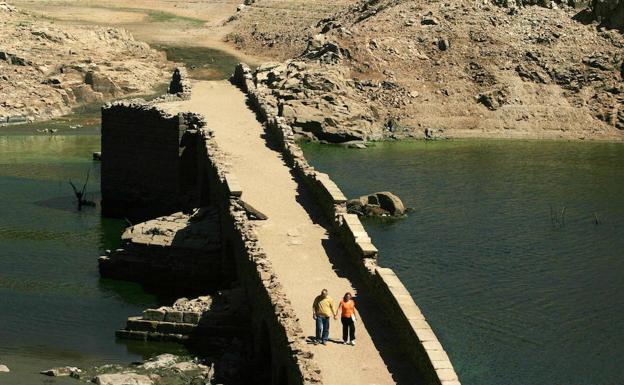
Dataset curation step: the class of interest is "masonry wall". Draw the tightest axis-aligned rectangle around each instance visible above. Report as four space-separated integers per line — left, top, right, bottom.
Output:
233 63 461 385
101 97 321 384
101 102 190 221
196 128 323 385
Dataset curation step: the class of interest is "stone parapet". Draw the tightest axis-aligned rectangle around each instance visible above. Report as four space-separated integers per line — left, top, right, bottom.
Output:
232 62 460 385
197 127 322 384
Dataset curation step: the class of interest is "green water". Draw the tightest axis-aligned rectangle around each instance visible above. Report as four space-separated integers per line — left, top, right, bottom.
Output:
155 45 242 81
0 134 186 384
302 140 624 385
0 42 241 383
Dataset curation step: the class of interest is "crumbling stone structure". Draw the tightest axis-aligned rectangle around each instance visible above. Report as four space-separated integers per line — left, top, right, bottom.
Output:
99 208 230 294
233 63 461 385
101 102 201 221
101 93 321 384
196 128 323 385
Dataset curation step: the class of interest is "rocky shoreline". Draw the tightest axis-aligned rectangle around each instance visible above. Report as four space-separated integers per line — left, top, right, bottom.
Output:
0 2 171 125
227 0 624 142
38 352 248 385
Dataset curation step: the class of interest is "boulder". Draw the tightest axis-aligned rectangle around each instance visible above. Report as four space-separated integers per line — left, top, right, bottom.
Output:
140 354 178 370
347 191 406 217
40 366 81 377
85 72 122 96
0 2 16 12
94 373 153 385
0 365 9 373
255 61 378 142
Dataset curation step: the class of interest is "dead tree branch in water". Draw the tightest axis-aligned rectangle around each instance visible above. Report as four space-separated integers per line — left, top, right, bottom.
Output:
69 169 96 210
550 204 566 229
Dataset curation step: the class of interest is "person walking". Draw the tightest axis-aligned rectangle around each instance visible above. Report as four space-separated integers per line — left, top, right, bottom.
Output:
335 292 358 345
312 289 336 345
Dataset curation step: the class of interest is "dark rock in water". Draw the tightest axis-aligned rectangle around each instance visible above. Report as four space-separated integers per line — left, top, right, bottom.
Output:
347 191 406 217
338 140 367 149
93 151 102 161
40 366 81 377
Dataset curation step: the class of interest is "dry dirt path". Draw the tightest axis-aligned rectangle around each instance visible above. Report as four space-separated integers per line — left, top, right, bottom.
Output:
161 80 415 385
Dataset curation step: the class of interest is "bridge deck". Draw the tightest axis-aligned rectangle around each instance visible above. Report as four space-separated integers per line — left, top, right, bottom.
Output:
161 80 417 385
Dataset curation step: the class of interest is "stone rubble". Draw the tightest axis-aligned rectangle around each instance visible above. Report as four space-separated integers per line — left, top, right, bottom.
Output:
59 354 218 385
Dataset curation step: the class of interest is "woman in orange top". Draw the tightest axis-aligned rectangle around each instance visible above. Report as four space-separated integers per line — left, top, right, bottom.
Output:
335 292 358 345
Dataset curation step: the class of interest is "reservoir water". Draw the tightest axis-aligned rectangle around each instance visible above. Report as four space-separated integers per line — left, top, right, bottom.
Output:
0 45 242 384
0 133 186 384
302 140 624 385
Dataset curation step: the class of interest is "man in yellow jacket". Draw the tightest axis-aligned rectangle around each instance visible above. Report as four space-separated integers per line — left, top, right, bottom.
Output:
312 289 336 345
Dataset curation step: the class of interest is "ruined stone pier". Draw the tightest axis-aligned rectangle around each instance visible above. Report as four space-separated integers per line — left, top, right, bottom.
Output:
101 67 461 385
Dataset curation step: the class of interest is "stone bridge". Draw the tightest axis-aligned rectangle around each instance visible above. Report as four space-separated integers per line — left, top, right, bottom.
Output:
100 67 461 385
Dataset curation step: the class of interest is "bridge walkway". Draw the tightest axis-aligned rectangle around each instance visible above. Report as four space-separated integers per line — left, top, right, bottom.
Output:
161 80 418 385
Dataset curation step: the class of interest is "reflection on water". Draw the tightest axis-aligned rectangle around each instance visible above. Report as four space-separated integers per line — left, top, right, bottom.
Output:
0 84 168 136
303 140 624 385
0 135 184 385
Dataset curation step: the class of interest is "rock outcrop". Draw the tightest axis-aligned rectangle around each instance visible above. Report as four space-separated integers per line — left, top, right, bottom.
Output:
347 191 406 217
0 4 170 125
40 367 82 377
227 0 624 141
94 373 153 385
253 59 379 142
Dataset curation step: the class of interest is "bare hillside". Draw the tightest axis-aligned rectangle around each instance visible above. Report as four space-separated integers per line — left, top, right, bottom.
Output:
228 0 624 141
0 2 171 125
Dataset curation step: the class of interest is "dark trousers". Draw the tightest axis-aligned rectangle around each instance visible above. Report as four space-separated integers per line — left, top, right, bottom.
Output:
341 317 355 342
315 316 330 342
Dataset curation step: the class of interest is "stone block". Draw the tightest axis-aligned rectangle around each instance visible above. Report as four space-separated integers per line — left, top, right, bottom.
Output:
436 368 458 382
156 322 177 334
346 221 366 232
356 241 378 257
431 359 454 370
422 340 445 351
126 319 158 332
427 349 450 362
415 327 439 343
408 318 430 330
164 311 183 323
183 311 201 324
342 213 361 225
395 294 425 319
225 173 242 197
143 308 166 321
174 323 197 334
